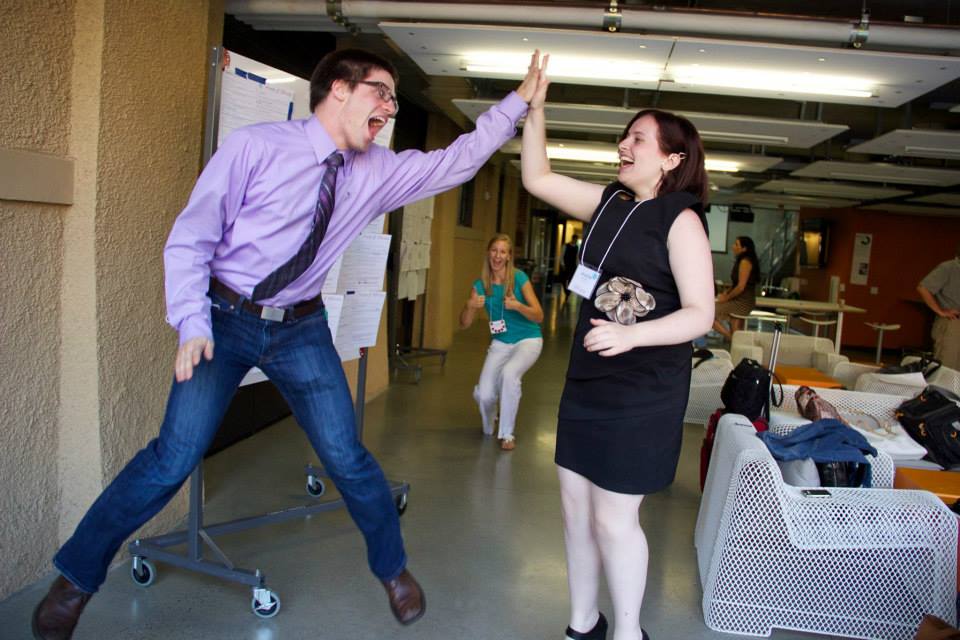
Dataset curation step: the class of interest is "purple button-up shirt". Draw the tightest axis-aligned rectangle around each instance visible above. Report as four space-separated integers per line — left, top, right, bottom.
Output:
164 92 527 344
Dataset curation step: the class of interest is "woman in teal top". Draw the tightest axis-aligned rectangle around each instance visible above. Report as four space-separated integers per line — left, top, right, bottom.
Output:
459 234 544 450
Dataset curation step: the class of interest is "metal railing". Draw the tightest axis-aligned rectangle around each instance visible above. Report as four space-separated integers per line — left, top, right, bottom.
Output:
761 211 799 289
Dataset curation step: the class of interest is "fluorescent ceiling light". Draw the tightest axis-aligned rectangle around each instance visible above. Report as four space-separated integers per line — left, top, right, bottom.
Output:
264 77 297 84
704 160 742 172
463 52 660 83
543 144 740 172
670 66 875 98
546 146 618 163
698 130 789 145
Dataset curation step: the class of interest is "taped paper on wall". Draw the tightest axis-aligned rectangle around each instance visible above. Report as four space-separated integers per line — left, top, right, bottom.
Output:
850 233 872 286
337 234 391 292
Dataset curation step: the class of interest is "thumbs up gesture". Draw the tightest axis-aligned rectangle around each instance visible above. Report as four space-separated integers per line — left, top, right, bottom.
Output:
469 289 486 309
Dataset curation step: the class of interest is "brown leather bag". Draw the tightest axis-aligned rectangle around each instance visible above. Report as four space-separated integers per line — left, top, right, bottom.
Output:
914 615 960 640
794 385 847 424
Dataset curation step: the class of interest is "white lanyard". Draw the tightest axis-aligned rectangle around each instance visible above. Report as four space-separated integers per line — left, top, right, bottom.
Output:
579 190 647 272
568 192 646 299
488 282 507 334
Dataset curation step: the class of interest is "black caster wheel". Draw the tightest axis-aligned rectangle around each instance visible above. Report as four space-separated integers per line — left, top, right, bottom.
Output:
251 590 281 618
130 558 156 587
395 492 408 516
306 475 326 497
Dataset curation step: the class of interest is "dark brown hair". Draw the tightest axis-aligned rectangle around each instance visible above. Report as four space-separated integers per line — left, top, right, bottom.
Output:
309 49 399 111
620 109 709 205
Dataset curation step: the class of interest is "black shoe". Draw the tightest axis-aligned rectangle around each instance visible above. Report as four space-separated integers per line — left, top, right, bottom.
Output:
642 629 650 640
565 611 607 640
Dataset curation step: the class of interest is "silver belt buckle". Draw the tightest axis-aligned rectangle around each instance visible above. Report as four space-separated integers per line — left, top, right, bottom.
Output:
260 305 286 322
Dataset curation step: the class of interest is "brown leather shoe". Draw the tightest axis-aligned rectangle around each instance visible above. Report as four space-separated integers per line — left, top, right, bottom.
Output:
380 569 425 625
31 575 92 640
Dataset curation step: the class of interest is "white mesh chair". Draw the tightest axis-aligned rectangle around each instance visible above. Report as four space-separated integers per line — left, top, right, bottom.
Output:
855 371 927 397
901 356 960 395
928 366 960 394
696 414 957 639
730 330 848 374
830 361 880 389
686 353 734 426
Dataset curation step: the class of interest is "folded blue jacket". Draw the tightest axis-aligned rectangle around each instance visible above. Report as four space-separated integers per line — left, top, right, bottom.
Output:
757 419 879 488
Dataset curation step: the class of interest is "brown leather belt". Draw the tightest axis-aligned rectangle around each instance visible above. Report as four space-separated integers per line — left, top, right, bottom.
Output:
209 278 324 323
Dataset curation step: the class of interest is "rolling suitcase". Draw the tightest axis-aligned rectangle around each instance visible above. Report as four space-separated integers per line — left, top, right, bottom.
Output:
701 323 784 490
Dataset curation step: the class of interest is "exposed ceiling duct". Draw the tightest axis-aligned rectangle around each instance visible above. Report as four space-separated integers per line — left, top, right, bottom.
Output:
228 0 960 54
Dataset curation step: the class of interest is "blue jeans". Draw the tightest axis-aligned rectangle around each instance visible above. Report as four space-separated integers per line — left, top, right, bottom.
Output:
54 292 406 593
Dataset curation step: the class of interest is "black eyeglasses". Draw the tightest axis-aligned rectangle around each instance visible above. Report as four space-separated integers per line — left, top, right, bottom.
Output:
358 80 399 114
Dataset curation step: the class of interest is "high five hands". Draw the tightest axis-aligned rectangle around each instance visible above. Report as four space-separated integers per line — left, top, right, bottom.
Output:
516 50 550 106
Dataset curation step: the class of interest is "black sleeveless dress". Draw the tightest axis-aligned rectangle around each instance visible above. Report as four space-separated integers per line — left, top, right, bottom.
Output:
555 183 707 495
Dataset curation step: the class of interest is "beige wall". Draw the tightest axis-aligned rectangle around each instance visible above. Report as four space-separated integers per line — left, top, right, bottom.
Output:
0 0 221 600
1 0 74 599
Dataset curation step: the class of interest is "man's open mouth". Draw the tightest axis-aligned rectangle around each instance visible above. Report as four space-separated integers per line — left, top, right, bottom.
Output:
368 115 387 136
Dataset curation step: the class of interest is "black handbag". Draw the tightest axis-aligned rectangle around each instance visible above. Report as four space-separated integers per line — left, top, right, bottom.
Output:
721 359 783 421
895 386 960 468
878 356 942 379
816 461 868 488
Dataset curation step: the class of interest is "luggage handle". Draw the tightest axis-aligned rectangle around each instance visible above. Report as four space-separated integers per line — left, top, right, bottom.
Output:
764 323 785 420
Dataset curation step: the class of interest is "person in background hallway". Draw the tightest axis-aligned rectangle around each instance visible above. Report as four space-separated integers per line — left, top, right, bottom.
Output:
31 48 544 640
459 234 544 451
918 242 960 369
562 234 581 298
712 235 760 341
521 54 714 640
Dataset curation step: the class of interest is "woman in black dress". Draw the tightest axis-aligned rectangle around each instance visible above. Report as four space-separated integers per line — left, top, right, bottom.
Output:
521 54 714 640
713 235 761 340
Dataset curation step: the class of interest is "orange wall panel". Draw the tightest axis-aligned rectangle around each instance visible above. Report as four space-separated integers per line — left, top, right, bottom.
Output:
798 208 960 350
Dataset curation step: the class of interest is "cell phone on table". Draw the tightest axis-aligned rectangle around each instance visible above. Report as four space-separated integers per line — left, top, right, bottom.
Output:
800 488 832 498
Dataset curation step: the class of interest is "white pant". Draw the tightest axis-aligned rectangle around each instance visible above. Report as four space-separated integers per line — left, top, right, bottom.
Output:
473 337 543 439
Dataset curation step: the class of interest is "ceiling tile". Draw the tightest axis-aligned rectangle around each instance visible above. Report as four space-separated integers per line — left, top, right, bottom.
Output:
454 99 847 148
790 160 960 186
847 129 960 160
756 178 912 199
507 159 743 189
910 193 960 206
383 22 960 107
661 37 960 107
382 22 671 91
861 203 960 217
498 137 781 173
711 191 858 209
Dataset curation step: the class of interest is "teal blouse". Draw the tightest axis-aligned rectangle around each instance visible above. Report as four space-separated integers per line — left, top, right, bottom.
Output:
473 270 542 344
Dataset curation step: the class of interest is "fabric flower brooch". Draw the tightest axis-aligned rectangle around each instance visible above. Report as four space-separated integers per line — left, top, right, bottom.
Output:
594 276 656 325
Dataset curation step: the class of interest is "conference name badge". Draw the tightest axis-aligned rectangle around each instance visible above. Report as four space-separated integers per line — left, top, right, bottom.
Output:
489 319 507 335
569 264 601 299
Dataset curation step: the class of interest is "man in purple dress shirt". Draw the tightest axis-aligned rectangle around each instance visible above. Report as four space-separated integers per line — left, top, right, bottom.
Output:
32 49 544 639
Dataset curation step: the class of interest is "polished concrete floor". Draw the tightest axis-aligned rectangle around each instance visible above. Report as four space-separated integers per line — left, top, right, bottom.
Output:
3 295 833 639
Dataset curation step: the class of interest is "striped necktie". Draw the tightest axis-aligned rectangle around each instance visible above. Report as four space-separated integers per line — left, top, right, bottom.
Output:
252 151 343 303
